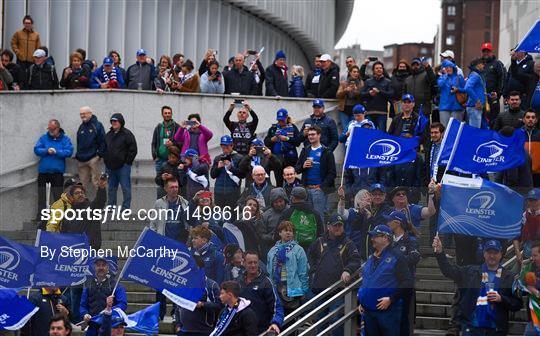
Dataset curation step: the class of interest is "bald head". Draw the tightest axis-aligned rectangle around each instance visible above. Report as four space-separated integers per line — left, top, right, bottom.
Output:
252 165 266 185
234 54 245 70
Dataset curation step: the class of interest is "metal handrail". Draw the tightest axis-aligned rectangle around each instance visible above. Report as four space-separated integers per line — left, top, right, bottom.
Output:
318 307 358 336
0 160 39 177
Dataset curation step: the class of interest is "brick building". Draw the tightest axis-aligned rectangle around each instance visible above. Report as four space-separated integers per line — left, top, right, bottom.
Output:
383 42 434 71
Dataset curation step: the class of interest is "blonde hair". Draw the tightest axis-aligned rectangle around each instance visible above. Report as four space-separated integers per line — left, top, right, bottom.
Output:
291 65 304 78
354 189 370 210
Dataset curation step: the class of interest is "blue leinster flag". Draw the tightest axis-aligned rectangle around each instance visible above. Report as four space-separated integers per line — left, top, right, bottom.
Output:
33 231 91 287
0 236 39 288
515 20 540 53
435 118 461 167
120 228 205 311
0 289 39 330
344 127 419 168
438 175 523 239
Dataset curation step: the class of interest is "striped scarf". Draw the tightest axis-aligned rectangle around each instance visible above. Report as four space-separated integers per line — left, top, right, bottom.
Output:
474 264 502 328
210 302 239 336
102 68 118 82
272 241 295 285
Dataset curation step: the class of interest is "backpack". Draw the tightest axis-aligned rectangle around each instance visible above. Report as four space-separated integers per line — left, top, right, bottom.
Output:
290 209 318 246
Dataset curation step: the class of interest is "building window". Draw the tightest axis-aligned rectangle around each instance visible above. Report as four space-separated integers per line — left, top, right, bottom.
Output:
447 22 455 31
447 5 456 16
484 32 491 42
446 35 455 46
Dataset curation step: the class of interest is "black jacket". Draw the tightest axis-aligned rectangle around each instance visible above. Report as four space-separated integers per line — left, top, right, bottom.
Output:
295 145 336 193
390 70 411 100
26 63 59 90
315 63 340 98
504 54 535 100
5 63 26 89
237 181 275 209
215 299 258 336
483 55 506 95
23 291 70 336
265 63 289 96
435 253 522 334
224 66 257 95
223 108 259 155
360 75 394 114
387 112 419 137
151 120 181 160
492 108 525 131
103 113 138 170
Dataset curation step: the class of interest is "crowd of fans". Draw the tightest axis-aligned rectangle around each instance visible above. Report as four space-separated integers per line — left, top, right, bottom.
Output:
2 14 540 336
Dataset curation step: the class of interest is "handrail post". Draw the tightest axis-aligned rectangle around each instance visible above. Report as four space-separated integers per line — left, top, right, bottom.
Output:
343 289 356 336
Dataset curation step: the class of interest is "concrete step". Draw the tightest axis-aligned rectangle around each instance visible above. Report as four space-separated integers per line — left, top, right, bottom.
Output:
416 273 447 281
416 291 453 305
416 279 455 293
414 328 446 336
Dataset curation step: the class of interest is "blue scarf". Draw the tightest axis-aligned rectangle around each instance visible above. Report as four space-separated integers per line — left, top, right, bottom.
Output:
272 241 295 285
102 67 118 82
474 263 502 329
273 124 295 157
210 302 239 336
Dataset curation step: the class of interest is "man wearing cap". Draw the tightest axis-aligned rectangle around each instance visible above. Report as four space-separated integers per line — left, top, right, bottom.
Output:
10 15 41 74
26 48 59 89
504 47 535 110
522 110 540 186
280 186 324 251
312 53 340 98
211 135 245 209
360 61 394 131
90 57 125 89
104 113 138 209
265 50 288 97
178 149 209 201
386 210 421 335
125 48 156 90
238 138 281 187
339 103 366 147
457 58 487 128
223 53 257 95
481 42 506 122
358 224 413 336
264 108 301 186
405 57 436 117
388 94 419 137
433 237 522 335
80 258 128 335
440 50 463 77
513 188 540 266
296 125 336 213
299 99 339 151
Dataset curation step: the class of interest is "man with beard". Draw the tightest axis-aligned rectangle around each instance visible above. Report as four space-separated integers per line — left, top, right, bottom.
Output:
522 110 540 186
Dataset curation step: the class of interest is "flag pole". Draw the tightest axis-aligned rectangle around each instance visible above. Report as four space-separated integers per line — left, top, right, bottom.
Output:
441 122 465 180
111 227 147 295
341 126 355 187
28 229 42 298
432 117 454 180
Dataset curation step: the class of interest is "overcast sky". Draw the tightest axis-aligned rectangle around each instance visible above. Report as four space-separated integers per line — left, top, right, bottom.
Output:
335 0 442 51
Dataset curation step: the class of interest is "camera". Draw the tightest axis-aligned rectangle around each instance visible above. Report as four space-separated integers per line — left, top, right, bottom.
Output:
234 99 244 108
186 120 196 127
368 56 378 62
220 154 232 162
255 146 264 156
100 172 108 180
247 50 258 55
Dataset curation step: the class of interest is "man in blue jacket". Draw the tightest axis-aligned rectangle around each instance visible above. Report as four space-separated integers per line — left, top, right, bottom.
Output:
76 106 106 192
358 224 413 336
457 58 486 128
90 57 125 89
210 135 245 209
299 99 339 151
34 119 73 221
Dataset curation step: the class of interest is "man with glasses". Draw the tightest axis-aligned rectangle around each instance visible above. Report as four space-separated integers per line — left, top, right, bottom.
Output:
388 94 419 137
34 119 73 224
358 224 413 336
296 125 336 214
104 113 137 210
299 99 338 152
522 110 540 186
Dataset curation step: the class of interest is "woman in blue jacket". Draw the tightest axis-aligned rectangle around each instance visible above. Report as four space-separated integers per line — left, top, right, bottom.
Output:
437 60 465 127
457 58 486 128
288 65 305 97
267 220 309 315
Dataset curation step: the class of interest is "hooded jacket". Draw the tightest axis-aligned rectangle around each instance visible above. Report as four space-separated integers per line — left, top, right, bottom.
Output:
267 240 309 297
265 63 289 97
390 69 411 100
151 120 181 160
459 67 486 107
103 113 138 170
279 201 324 247
405 65 436 105
437 60 466 111
224 65 257 95
483 55 506 95
76 115 106 162
46 192 73 232
213 297 258 336
314 62 340 98
260 188 290 245
34 129 73 173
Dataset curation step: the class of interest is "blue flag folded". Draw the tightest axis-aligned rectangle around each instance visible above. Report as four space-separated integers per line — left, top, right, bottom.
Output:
447 124 526 174
120 228 205 311
515 20 540 53
414 104 429 137
126 302 160 335
0 236 39 288
344 127 419 168
435 118 461 167
0 289 39 330
33 231 91 287
438 175 524 239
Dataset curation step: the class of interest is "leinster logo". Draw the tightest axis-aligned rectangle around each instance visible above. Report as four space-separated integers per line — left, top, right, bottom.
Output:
466 191 496 218
472 141 507 165
366 139 402 163
151 252 192 287
0 247 20 271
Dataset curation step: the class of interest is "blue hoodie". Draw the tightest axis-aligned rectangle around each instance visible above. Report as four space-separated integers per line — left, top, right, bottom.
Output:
34 129 73 173
437 60 466 111
459 66 486 107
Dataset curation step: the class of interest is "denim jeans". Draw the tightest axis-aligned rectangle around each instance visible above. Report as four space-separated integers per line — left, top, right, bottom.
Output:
307 188 328 215
363 303 402 336
107 164 132 209
439 110 464 127
466 107 482 128
339 111 353 131
155 158 167 198
367 114 387 132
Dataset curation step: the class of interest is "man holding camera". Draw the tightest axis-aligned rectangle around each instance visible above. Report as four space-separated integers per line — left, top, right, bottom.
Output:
211 135 245 209
238 138 282 187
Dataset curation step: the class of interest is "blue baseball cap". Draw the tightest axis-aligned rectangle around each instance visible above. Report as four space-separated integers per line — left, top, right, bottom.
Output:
483 240 502 253
402 94 415 102
526 188 540 201
384 210 408 225
136 48 147 56
276 108 288 121
103 57 114 66
312 99 325 107
182 149 198 157
368 183 385 193
220 135 233 145
368 224 392 237
352 104 366 115
251 138 264 147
